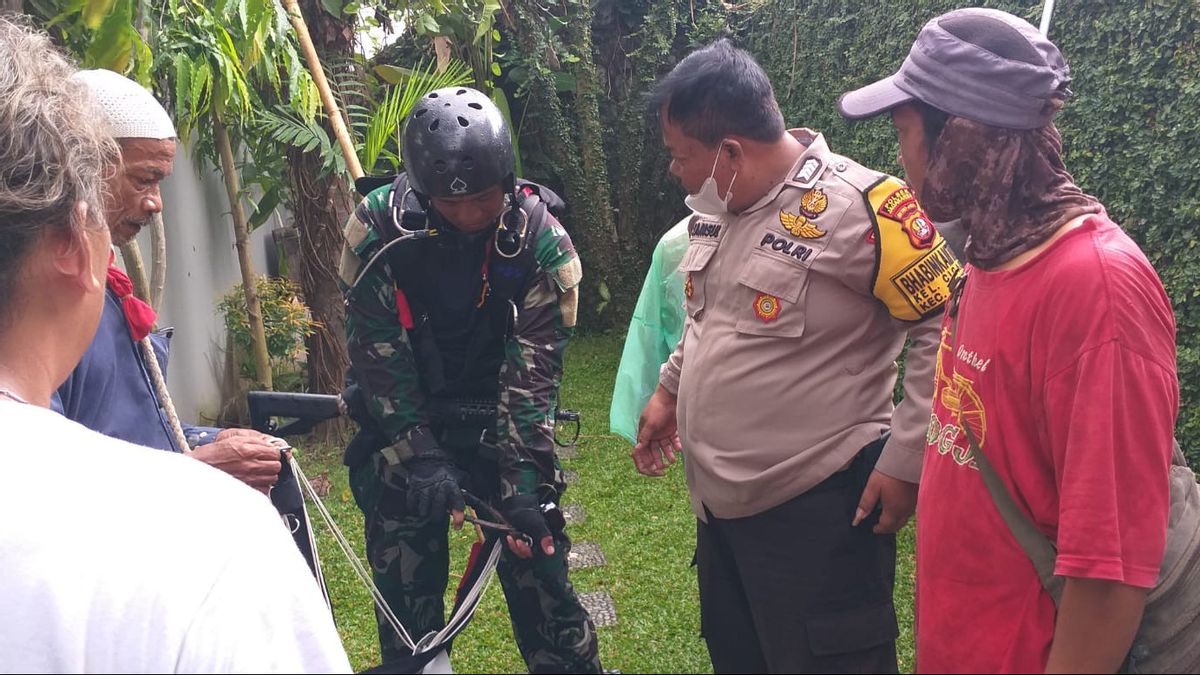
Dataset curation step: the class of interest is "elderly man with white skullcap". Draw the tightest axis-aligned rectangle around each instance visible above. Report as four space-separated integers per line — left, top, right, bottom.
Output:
52 70 286 492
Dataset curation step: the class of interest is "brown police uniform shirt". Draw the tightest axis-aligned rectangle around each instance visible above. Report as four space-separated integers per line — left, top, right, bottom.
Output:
660 130 961 520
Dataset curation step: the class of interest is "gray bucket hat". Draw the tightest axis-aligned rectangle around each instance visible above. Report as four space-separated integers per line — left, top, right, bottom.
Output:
838 7 1071 129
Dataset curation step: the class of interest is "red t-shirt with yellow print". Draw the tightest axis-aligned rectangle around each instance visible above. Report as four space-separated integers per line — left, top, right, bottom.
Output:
915 215 1178 673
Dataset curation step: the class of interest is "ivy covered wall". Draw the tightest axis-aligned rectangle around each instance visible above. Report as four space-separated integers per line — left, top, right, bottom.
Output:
738 0 1200 461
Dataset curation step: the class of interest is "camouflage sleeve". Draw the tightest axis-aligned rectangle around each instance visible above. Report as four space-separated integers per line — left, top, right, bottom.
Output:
338 192 438 460
496 216 582 499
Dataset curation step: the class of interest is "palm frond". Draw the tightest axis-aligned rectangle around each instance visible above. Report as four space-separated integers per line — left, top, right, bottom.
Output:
360 58 473 174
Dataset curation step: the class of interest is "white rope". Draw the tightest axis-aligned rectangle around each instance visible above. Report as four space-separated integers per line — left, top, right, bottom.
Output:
288 454 417 651
421 537 502 650
288 454 503 656
297 481 332 609
140 335 190 453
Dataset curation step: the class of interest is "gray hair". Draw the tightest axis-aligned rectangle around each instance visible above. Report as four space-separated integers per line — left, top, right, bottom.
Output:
0 16 120 321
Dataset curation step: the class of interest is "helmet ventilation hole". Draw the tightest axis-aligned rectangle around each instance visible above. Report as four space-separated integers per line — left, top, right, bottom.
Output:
428 92 439 98
429 119 440 131
414 108 428 118
457 89 467 95
467 102 483 110
457 116 470 127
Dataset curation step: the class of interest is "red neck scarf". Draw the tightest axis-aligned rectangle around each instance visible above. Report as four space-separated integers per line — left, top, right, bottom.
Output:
106 264 157 341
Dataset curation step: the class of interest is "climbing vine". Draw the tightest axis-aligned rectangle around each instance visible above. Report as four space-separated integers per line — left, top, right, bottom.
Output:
739 0 1200 460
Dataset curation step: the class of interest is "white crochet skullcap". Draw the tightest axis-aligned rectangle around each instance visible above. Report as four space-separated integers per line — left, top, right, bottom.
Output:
71 69 176 140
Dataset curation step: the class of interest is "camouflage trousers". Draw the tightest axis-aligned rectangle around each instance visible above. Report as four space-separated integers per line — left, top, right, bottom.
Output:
349 445 601 673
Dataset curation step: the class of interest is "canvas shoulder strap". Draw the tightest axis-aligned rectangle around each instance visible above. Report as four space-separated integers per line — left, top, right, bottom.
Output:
948 274 1065 606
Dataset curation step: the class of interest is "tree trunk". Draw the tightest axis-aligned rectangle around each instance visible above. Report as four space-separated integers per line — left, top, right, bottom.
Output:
213 116 273 390
286 148 351 399
287 0 356 440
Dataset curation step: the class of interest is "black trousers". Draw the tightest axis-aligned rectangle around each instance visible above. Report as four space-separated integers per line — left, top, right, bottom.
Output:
696 451 899 674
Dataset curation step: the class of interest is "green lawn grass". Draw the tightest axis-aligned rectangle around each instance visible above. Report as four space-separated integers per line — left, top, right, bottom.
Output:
295 333 915 673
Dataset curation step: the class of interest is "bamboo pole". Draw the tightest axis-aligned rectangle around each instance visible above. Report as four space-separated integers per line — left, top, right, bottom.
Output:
149 212 167 311
214 116 273 390
119 241 152 303
280 0 364 180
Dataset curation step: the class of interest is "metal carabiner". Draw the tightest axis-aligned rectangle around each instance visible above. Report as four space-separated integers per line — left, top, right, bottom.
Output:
494 206 529 259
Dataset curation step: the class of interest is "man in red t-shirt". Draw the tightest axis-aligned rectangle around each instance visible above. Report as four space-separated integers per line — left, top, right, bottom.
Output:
838 8 1179 673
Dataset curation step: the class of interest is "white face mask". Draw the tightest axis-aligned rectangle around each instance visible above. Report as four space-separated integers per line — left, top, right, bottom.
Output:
684 141 738 216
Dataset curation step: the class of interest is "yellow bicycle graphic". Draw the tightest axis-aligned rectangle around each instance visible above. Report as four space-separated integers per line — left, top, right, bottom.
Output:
934 327 986 466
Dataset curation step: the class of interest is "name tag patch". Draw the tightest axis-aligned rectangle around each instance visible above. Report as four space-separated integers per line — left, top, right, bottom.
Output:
689 218 723 239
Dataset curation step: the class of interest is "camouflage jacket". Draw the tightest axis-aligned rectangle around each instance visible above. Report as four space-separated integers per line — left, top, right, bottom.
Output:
338 178 582 498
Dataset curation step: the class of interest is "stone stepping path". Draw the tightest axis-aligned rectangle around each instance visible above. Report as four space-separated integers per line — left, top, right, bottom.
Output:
568 541 606 570
558 443 617 630
563 503 586 524
578 591 617 628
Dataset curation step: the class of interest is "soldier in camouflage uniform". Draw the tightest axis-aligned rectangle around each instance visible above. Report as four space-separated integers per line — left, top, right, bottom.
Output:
337 86 600 673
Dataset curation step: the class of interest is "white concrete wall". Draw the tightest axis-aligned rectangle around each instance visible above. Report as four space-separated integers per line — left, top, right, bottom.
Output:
125 146 277 425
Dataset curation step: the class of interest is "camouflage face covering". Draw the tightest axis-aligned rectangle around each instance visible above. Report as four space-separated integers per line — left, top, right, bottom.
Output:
921 114 1102 269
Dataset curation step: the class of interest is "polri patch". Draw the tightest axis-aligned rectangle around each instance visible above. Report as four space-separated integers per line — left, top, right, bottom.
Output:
876 186 935 249
760 232 814 263
684 273 694 299
865 176 961 321
753 293 782 323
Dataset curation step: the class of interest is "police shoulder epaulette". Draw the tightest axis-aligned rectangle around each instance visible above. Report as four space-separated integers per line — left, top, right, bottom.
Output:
862 175 962 322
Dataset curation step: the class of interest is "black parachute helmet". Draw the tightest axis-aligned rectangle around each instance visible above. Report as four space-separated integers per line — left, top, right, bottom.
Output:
402 86 515 199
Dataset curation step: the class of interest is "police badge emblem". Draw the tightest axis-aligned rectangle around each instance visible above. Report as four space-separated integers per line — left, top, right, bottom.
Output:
684 273 694 299
779 209 826 239
875 186 936 249
753 293 781 323
799 188 828 219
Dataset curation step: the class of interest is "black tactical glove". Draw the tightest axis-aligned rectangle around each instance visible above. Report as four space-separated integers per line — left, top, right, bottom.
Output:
405 453 466 519
499 494 553 548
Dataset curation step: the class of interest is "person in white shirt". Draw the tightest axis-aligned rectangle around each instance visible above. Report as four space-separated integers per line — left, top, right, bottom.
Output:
0 17 351 674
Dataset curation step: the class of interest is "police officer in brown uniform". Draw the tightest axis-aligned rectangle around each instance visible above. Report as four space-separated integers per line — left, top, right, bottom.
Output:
634 39 961 673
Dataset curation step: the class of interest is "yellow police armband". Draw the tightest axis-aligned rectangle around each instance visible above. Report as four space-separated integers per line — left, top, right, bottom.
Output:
864 176 961 321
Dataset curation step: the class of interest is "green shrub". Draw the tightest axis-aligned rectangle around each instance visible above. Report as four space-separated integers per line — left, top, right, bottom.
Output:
218 276 317 392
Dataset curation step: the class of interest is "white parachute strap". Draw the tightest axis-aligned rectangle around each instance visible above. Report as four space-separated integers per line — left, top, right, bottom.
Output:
139 335 190 453
417 536 503 653
288 453 503 655
287 453 417 651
